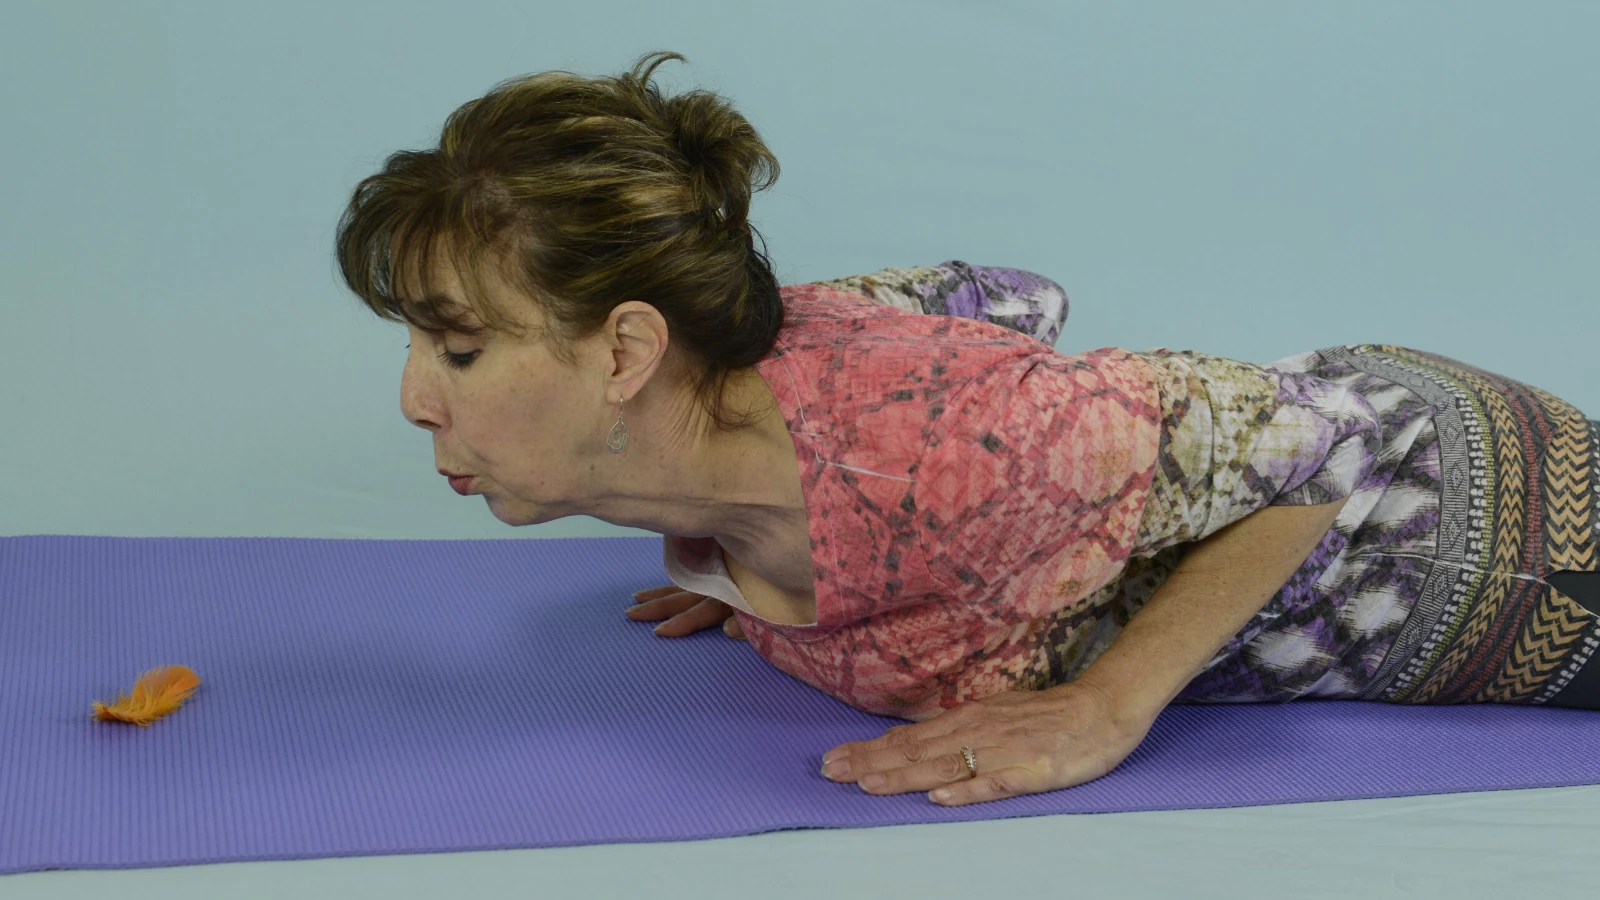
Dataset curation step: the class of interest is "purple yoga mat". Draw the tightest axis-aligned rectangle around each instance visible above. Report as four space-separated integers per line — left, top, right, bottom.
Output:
3 534 1598 875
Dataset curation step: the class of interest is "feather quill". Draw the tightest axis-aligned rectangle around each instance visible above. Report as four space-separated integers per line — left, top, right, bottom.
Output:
92 665 201 726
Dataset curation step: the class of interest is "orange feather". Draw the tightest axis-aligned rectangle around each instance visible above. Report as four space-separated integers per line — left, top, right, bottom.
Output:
91 665 201 727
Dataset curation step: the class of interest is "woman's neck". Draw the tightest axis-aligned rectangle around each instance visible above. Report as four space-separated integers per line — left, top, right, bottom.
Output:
580 365 805 550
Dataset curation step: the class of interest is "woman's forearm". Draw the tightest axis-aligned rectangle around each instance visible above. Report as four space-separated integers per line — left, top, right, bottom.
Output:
1068 496 1350 718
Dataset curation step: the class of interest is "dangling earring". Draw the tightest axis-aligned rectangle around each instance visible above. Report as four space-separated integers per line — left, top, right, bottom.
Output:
606 401 630 454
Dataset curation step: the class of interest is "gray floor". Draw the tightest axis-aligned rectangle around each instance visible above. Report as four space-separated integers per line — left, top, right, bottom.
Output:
7 785 1597 899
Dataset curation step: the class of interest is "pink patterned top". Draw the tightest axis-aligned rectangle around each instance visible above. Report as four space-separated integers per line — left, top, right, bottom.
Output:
664 272 1168 722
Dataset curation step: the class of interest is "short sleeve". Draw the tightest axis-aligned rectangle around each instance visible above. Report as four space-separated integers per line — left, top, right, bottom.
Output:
913 348 1164 625
811 260 1069 347
1129 349 1385 558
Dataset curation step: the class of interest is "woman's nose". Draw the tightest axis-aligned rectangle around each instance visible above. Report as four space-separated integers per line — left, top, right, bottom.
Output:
399 355 441 431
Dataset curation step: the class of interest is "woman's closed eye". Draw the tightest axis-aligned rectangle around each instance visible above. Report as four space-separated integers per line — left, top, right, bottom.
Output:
405 343 479 370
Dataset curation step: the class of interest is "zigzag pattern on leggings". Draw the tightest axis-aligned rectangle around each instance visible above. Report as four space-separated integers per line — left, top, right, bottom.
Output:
1366 349 1598 705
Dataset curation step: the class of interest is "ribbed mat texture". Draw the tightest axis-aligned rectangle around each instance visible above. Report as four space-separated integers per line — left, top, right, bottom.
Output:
3 535 1598 875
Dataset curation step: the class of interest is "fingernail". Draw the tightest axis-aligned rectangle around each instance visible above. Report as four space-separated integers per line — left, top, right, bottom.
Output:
653 623 666 634
822 759 850 780
931 789 952 803
860 773 885 791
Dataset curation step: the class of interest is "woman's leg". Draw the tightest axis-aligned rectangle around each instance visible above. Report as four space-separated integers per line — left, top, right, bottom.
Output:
1544 569 1600 709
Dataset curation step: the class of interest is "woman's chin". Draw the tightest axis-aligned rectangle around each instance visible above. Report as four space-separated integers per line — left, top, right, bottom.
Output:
483 494 558 527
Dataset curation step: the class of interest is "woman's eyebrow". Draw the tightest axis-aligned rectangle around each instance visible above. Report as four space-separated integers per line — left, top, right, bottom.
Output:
402 293 479 324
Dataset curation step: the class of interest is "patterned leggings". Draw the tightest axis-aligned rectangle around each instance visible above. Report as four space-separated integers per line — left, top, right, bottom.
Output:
1546 570 1600 709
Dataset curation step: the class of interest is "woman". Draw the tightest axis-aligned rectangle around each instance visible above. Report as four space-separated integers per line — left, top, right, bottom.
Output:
334 51 1599 808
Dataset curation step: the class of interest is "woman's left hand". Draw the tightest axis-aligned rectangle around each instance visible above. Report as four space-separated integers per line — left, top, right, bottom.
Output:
819 678 1159 807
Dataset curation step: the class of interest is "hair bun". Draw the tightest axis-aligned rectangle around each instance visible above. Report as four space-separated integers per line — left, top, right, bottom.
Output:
662 88 773 240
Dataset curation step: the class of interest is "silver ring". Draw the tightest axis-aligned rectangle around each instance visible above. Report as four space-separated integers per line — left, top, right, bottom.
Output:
958 745 978 779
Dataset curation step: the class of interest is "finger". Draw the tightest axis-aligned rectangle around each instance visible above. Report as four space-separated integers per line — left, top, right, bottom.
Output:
652 597 733 637
823 711 968 764
928 764 1059 807
849 744 1015 796
723 615 746 640
624 591 706 621
821 721 970 784
629 585 685 604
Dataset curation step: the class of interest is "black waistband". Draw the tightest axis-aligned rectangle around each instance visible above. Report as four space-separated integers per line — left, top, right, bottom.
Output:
1544 570 1599 710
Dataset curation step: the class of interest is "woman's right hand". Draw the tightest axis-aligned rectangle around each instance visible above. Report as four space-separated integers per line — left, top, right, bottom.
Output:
626 585 746 640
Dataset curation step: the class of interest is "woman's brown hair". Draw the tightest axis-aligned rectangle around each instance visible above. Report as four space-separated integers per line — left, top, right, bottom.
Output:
334 50 784 430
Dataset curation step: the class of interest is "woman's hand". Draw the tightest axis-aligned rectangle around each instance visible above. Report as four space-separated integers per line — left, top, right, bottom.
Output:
626 585 746 640
818 677 1157 807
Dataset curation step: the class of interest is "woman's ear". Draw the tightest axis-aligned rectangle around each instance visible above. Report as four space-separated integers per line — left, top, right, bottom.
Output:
603 302 670 403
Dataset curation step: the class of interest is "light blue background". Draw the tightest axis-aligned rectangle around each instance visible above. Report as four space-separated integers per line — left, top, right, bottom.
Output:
2 1 1596 896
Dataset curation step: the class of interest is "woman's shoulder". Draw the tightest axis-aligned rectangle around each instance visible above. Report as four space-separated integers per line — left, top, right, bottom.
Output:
787 260 1070 347
766 286 1070 403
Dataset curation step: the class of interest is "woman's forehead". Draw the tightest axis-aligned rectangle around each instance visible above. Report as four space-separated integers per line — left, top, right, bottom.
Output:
394 250 518 332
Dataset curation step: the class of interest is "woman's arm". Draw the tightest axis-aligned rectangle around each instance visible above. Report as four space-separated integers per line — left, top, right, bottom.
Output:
1070 495 1350 720
816 494 1352 806
819 490 1356 807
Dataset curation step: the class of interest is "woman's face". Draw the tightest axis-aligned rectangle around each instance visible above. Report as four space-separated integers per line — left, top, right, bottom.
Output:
398 259 610 527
